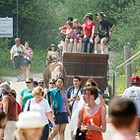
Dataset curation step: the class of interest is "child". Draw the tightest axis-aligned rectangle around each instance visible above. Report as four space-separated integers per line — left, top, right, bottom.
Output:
73 19 83 52
62 21 76 52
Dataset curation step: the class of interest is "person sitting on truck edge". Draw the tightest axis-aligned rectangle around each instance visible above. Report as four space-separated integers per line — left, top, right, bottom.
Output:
83 13 95 53
62 21 76 52
73 19 84 53
94 12 115 54
59 17 73 41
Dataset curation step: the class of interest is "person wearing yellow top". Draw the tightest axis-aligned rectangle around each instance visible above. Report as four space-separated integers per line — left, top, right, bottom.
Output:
46 44 59 66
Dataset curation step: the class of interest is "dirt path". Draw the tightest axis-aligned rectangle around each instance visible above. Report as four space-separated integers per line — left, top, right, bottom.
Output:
5 73 138 140
3 73 43 102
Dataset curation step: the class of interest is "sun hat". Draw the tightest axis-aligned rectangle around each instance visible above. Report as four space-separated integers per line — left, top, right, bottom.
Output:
16 111 44 129
130 75 140 84
95 12 106 18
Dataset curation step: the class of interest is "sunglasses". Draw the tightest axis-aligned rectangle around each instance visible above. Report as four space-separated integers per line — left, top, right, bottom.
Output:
49 82 55 84
26 81 31 84
85 84 92 86
39 82 44 84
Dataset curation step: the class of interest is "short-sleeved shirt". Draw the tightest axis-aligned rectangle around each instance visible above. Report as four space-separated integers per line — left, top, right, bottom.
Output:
24 47 33 61
98 20 114 37
84 20 95 36
122 86 140 117
74 26 83 35
62 25 67 30
24 98 51 124
10 44 25 57
20 88 33 110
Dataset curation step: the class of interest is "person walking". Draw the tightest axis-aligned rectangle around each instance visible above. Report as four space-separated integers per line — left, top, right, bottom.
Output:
20 78 34 111
122 75 140 138
48 77 71 140
108 97 138 140
23 41 33 79
24 86 55 140
10 38 26 82
0 110 6 140
67 76 83 114
15 111 44 140
78 86 106 140
0 82 18 140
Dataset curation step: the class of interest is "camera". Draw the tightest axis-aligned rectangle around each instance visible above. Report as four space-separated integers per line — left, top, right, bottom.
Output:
18 51 21 53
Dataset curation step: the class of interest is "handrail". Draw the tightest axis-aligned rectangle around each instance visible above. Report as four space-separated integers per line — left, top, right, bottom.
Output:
116 51 140 70
113 50 140 97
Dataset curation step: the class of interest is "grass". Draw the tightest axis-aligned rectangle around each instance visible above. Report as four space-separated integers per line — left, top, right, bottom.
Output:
0 48 47 76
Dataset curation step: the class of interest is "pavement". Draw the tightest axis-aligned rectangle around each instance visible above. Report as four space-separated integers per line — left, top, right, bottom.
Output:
3 73 139 140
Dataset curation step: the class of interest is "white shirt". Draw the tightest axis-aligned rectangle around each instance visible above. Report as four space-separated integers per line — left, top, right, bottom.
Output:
122 86 140 117
24 98 51 124
10 44 25 57
70 88 82 113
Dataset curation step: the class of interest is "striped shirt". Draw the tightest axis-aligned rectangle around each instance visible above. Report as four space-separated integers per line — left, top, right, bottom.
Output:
24 47 33 60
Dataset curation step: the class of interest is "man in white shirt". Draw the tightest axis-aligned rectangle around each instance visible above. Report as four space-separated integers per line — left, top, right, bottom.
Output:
67 76 83 113
10 38 26 82
67 76 83 138
122 75 140 138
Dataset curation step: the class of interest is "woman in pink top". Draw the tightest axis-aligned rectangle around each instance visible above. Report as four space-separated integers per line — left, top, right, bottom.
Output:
83 13 95 53
23 41 33 79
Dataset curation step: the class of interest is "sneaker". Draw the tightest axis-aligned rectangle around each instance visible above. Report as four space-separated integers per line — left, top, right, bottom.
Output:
101 51 104 54
94 50 97 54
16 78 20 82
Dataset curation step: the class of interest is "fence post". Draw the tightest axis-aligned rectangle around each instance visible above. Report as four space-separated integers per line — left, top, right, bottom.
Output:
113 71 117 97
124 42 132 88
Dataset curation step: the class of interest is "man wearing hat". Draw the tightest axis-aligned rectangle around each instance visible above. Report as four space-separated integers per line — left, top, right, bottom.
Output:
94 12 115 54
122 75 140 138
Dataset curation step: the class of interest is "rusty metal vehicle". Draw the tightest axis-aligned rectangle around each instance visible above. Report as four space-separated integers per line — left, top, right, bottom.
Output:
62 52 109 92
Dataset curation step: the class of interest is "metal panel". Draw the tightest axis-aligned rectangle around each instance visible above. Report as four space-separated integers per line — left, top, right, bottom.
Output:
62 53 109 91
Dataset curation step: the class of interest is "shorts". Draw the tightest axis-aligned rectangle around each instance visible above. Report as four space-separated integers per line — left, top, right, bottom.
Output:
13 56 24 69
55 112 68 124
138 118 140 132
74 37 83 42
23 58 31 66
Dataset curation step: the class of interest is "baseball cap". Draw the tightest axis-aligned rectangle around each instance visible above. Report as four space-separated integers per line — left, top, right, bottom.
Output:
95 12 106 18
130 75 140 83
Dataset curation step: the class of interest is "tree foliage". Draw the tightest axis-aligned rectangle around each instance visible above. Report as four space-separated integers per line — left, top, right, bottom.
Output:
0 0 139 51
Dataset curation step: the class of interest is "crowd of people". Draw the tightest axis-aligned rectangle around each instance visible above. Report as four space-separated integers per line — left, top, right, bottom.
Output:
0 74 140 140
0 11 139 140
59 12 115 54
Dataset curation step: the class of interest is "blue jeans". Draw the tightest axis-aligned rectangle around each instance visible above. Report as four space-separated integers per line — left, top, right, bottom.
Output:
83 36 94 53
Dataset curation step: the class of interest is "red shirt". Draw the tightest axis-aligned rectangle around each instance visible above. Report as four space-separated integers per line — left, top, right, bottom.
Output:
62 25 67 30
84 20 95 36
17 102 22 115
